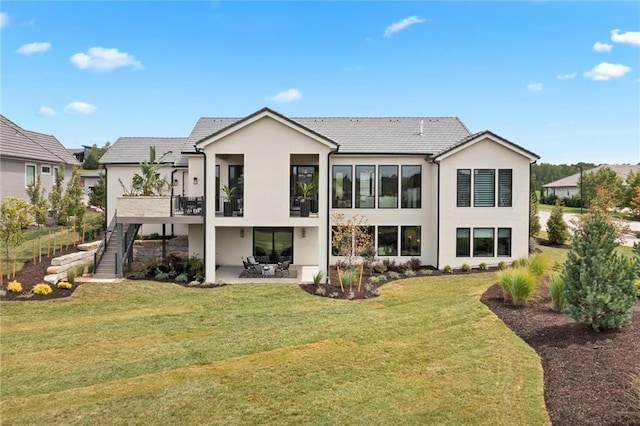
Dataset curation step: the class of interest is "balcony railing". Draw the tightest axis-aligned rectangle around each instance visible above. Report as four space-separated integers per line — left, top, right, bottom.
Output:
289 196 319 217
172 196 205 216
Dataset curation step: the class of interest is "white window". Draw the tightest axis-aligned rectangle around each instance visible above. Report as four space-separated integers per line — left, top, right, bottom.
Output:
25 164 36 187
41 165 51 174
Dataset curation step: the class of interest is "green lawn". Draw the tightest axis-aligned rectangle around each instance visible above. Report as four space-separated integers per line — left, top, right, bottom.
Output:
0 274 549 425
538 203 584 214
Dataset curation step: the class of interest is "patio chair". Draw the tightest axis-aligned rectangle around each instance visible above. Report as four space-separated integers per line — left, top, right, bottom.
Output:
247 256 260 268
276 260 290 271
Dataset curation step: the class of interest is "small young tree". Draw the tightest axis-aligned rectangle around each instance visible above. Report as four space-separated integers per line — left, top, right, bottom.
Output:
331 213 374 291
630 185 640 219
49 163 66 225
547 199 569 245
26 174 49 228
63 167 85 229
89 173 106 210
579 166 624 208
529 189 541 252
0 197 33 278
561 208 638 331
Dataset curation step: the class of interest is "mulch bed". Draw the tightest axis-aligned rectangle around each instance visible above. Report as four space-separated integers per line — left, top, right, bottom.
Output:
482 284 640 426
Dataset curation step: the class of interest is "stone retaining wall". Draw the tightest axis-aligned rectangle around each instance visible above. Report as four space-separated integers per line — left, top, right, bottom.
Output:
133 236 189 261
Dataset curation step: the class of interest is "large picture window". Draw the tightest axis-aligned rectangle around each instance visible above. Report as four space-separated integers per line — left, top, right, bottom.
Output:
497 228 511 256
377 226 398 256
456 228 471 257
25 164 36 187
378 166 398 208
473 228 494 257
457 169 471 207
498 169 512 207
332 165 352 208
401 165 421 208
253 227 293 263
474 169 495 207
401 226 421 256
355 165 375 208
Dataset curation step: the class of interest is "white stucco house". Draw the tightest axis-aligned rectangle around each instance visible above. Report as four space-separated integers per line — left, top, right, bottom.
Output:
542 164 640 199
98 107 539 281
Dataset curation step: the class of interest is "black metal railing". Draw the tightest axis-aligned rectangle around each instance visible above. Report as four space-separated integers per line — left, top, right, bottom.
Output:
172 196 205 216
93 210 118 273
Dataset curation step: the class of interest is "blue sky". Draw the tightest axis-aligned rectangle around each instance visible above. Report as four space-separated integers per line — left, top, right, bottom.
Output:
1 1 638 164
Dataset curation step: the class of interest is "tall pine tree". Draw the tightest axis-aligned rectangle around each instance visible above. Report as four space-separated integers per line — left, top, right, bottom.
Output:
561 209 637 331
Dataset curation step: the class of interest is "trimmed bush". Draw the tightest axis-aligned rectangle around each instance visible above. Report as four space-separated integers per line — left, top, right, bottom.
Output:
549 274 565 312
175 273 188 283
443 265 453 274
404 269 415 277
369 276 381 284
513 257 529 268
547 200 569 245
528 254 550 277
388 271 400 280
57 281 73 289
420 269 433 276
461 263 471 272
499 268 538 306
33 283 53 295
7 280 22 293
376 274 388 281
478 262 488 271
155 269 170 280
407 258 421 271
497 261 507 271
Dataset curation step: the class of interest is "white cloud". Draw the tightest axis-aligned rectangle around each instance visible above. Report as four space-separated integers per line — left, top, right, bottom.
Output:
384 16 427 37
64 102 97 114
269 88 302 103
70 47 143 71
527 82 543 91
16 42 52 55
38 106 56 117
0 13 8 28
593 42 612 52
584 62 632 81
611 29 640 46
556 72 577 80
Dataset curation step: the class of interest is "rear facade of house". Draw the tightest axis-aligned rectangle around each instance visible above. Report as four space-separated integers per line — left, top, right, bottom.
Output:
100 107 539 282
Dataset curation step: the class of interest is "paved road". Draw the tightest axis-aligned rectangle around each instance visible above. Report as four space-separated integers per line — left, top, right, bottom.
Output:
539 210 639 248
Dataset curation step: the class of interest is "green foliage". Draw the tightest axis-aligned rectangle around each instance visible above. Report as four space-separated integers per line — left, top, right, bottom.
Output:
297 181 316 199
497 261 507 271
133 270 147 279
339 268 358 290
579 166 625 209
407 257 421 271
531 162 595 191
561 210 638 331
82 142 110 170
32 283 53 295
513 257 529 268
63 168 85 228
478 262 488 271
636 279 640 297
175 273 189 283
7 280 22 293
57 281 73 289
376 274 388 281
66 269 76 284
622 170 640 211
461 263 471 272
49 164 66 225
312 270 324 285
369 275 382 284
403 269 415 277
26 174 49 228
443 265 453 274
119 146 173 196
549 274 565 312
89 173 106 209
187 254 204 278
388 271 400 279
499 268 538 306
154 268 170 280
144 257 162 271
0 197 34 278
529 189 541 238
547 200 569 245
221 184 236 202
420 269 433 276
528 254 550 277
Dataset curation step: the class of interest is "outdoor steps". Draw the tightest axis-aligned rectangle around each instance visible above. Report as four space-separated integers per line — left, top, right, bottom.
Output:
93 227 120 278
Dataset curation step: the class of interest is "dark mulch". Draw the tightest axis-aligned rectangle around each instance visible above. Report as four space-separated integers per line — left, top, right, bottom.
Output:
482 284 640 426
0 246 82 301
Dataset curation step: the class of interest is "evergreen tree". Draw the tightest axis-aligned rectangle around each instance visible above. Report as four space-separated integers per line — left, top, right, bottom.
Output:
529 189 541 238
89 173 106 209
49 164 66 225
561 209 638 331
547 199 569 245
63 167 85 229
26 174 49 228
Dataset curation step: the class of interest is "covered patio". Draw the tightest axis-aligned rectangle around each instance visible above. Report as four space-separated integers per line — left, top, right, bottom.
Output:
214 264 319 284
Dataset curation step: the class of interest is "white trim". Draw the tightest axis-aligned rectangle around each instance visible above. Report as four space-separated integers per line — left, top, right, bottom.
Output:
25 163 36 187
436 133 538 162
41 164 52 175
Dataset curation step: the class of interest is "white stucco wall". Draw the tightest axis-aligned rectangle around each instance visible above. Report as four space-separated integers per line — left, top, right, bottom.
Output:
437 137 532 268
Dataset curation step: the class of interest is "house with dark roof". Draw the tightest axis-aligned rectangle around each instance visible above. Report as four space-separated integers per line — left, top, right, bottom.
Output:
98 107 539 281
542 164 640 199
0 115 81 201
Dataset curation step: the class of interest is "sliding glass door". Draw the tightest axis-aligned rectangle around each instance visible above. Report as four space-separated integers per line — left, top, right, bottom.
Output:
253 227 293 263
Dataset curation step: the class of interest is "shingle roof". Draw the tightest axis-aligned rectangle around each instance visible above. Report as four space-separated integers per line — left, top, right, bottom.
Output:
100 137 188 165
543 164 640 188
0 115 81 166
182 110 471 155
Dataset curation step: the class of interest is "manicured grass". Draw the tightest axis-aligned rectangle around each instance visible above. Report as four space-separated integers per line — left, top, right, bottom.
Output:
539 203 584 214
1 275 549 425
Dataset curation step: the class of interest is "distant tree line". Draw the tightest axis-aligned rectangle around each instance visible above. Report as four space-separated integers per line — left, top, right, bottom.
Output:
531 162 597 192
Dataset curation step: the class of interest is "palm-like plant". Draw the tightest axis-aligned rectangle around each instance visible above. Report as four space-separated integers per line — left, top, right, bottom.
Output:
120 146 172 196
222 185 236 202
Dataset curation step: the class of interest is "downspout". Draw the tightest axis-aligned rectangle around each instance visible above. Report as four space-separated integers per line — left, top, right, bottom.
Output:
195 147 207 278
435 159 441 270
326 150 332 283
170 168 177 236
103 166 108 230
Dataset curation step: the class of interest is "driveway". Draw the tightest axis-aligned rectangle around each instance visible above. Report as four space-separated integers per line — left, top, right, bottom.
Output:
538 210 639 248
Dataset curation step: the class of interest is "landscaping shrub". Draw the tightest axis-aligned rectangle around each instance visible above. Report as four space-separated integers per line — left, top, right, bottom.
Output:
372 261 387 274
528 254 550 277
133 270 147 279
369 276 381 284
403 269 415 277
144 257 162 271
407 257 421 271
497 261 507 271
388 271 400 280
154 269 170 280
175 273 188 283
499 268 537 306
312 271 324 285
66 269 76 284
382 258 400 272
461 263 471 272
478 262 487 271
7 280 22 293
636 279 640 297
513 257 529 268
547 200 569 245
187 254 204 278
443 265 453 274
420 269 433 276
549 274 565 312
376 274 388 281
57 281 73 289
32 283 53 295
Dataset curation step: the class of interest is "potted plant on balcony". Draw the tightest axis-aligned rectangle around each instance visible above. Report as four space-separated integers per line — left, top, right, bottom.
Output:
222 185 236 217
298 181 315 217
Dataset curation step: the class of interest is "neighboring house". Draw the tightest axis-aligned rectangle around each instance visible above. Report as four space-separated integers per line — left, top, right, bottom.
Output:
0 115 80 201
99 107 539 281
542 164 640 199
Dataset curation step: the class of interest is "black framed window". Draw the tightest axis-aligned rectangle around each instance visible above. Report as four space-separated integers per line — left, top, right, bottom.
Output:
474 169 495 207
253 227 293 263
229 165 244 199
473 228 494 257
498 169 512 207
456 228 470 257
401 165 421 208
355 165 375 208
401 226 421 256
457 169 471 207
497 228 511 256
378 165 398 208
377 226 398 256
215 165 220 212
332 165 352 208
